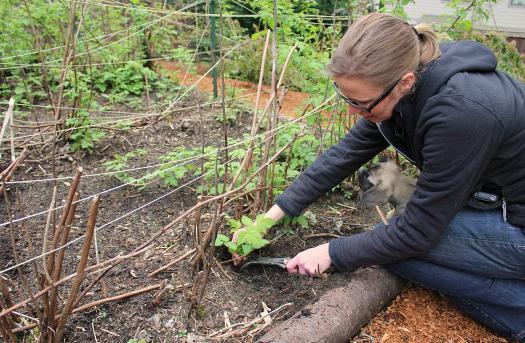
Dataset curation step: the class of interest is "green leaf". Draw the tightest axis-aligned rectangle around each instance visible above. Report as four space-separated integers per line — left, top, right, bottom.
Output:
228 219 242 231
250 238 269 250
224 241 238 254
214 234 230 247
240 244 254 256
296 216 309 228
255 215 276 230
240 215 252 226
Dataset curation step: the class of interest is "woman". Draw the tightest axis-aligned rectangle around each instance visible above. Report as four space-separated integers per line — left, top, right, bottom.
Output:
252 13 525 341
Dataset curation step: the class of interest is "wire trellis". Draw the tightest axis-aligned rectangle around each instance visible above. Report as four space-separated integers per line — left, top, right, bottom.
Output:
0 96 336 275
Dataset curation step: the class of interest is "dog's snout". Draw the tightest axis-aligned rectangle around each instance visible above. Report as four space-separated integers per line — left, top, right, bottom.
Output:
357 167 369 179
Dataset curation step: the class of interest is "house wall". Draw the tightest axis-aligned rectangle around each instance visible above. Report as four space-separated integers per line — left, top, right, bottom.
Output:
405 1 525 53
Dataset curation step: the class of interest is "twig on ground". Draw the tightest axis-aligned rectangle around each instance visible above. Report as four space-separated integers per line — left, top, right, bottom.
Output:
91 322 99 343
12 283 164 334
375 205 388 225
206 302 294 340
336 203 357 211
148 249 196 277
72 283 161 314
99 328 120 337
213 257 231 281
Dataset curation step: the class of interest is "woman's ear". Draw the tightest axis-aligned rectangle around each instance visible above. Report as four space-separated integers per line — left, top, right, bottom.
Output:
399 72 416 94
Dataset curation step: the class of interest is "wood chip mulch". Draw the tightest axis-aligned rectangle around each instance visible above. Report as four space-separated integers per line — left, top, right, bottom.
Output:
355 285 509 342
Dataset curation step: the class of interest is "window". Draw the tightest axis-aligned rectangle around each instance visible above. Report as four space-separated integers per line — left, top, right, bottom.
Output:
510 0 525 6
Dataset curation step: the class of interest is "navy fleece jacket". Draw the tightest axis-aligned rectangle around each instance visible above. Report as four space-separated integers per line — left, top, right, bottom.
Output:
275 41 525 271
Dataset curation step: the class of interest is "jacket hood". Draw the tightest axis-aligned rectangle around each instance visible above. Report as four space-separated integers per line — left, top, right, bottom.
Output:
411 41 497 113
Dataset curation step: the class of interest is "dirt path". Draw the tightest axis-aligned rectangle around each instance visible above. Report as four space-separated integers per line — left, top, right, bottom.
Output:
157 61 311 118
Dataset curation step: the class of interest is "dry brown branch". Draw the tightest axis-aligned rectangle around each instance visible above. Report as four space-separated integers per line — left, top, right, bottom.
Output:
72 283 160 314
46 168 83 278
0 297 15 342
151 281 167 306
54 195 100 343
10 123 61 129
375 205 388 225
47 168 82 329
0 135 52 153
193 197 203 248
0 98 15 155
0 149 29 193
192 211 224 269
0 278 15 317
228 30 270 190
42 186 58 284
148 248 196 277
0 245 152 320
2 138 294 323
12 283 166 334
72 245 153 309
206 302 293 340
195 203 223 305
213 257 231 281
253 41 295 211
47 191 80 323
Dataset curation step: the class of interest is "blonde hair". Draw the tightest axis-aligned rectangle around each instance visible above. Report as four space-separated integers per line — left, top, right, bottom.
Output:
327 13 441 87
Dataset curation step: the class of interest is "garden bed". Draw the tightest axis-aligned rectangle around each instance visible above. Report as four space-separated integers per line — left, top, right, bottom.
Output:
0 90 506 342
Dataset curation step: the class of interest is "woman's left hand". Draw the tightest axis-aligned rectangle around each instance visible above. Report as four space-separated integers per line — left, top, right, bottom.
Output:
286 243 331 276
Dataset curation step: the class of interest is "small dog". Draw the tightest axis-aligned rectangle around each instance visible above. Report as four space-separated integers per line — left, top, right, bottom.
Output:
357 161 416 217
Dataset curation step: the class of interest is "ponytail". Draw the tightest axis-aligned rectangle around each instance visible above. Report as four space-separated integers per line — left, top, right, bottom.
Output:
414 24 441 68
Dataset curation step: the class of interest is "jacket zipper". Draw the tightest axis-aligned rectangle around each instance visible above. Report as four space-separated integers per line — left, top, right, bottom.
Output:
376 123 416 164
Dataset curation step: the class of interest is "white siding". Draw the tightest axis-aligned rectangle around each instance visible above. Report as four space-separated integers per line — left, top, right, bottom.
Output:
405 0 525 37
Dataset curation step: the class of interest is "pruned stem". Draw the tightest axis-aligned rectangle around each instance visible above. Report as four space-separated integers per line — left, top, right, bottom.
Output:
54 196 99 343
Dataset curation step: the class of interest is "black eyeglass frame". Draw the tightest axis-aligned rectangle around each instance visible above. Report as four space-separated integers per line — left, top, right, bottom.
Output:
333 78 401 113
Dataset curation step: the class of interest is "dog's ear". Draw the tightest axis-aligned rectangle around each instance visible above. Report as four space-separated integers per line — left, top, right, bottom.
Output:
361 180 390 205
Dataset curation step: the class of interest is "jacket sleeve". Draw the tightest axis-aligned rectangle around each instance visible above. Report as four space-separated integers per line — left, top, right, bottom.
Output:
275 117 388 217
329 94 505 271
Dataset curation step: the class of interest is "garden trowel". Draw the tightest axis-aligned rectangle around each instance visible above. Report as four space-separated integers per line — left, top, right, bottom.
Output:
239 256 290 271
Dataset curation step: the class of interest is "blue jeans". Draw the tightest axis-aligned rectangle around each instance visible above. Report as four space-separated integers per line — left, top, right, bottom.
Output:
384 208 525 342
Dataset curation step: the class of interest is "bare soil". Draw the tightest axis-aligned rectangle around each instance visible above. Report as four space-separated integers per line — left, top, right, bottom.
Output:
0 74 507 342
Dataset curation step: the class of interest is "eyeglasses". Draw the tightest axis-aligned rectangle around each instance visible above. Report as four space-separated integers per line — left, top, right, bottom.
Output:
333 78 401 113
